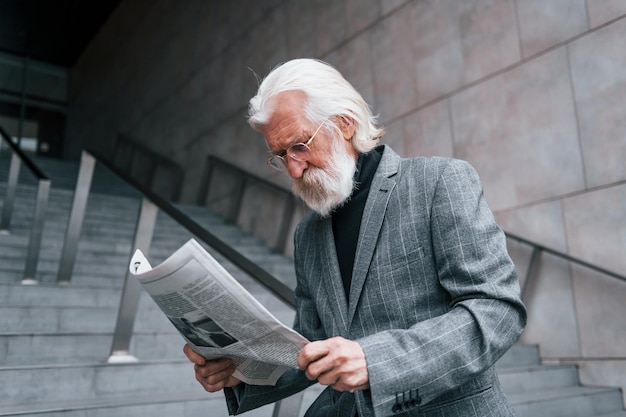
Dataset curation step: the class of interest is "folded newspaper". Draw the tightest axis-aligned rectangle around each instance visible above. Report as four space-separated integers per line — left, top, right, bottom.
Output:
130 238 309 385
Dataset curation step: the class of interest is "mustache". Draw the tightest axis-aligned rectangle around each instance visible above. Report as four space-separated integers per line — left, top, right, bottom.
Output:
292 160 356 217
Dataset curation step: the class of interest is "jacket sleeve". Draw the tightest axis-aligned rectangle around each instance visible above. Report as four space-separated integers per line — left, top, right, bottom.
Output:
223 368 315 415
357 159 527 416
222 222 321 415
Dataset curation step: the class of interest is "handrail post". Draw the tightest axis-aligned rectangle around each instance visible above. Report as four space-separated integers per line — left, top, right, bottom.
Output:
197 157 214 205
0 152 21 233
57 151 95 284
275 197 295 253
521 247 542 303
21 179 51 284
107 197 158 363
273 392 305 417
230 176 247 224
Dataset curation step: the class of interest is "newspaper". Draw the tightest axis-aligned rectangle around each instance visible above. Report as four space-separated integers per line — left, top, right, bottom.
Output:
130 238 309 385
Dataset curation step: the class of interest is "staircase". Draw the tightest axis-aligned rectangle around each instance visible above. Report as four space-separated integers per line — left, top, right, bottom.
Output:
0 153 624 417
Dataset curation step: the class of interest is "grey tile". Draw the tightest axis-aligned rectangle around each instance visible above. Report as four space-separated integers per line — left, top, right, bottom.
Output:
516 0 588 57
286 0 317 58
337 33 377 116
413 0 465 105
563 184 626 274
345 0 381 38
569 18 626 187
458 0 520 82
575 360 626 412
380 0 408 16
495 199 567 251
451 47 584 211
572 265 626 357
403 99 454 158
413 0 520 106
587 0 626 27
370 3 419 121
314 0 347 56
381 118 405 155
518 254 581 358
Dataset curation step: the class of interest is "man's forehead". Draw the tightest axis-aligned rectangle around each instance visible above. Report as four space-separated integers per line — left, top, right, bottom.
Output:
267 90 307 120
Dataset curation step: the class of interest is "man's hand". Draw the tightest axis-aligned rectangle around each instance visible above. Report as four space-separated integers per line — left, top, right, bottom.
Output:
183 344 242 392
297 336 369 392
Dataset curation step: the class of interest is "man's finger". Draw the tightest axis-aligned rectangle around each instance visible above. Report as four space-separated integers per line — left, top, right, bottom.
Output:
195 357 235 378
297 341 331 370
183 344 205 365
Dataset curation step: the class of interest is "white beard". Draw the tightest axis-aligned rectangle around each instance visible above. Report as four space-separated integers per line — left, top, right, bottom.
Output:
292 135 356 217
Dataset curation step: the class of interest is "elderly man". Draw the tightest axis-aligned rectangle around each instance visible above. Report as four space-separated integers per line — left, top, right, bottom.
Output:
184 58 526 417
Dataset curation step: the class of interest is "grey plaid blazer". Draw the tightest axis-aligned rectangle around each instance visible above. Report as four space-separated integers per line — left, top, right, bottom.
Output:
226 146 526 417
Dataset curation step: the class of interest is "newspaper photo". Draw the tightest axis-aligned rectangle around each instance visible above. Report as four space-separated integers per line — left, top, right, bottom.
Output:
130 238 309 385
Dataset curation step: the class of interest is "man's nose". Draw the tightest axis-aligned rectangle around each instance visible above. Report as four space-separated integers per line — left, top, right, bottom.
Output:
286 158 308 179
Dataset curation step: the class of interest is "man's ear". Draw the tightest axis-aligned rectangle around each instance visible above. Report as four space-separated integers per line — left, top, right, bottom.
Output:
334 115 356 141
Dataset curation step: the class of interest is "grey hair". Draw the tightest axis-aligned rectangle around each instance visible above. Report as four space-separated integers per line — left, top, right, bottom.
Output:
248 58 384 153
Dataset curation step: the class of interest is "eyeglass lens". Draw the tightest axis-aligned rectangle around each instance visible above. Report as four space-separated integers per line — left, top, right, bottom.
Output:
268 143 310 170
287 143 310 161
267 120 325 170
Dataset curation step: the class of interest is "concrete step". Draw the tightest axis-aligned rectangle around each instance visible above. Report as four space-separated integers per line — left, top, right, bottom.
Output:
0 257 127 277
0 299 294 337
0 271 125 287
0 234 133 255
508 386 625 417
1 229 294 291
0 361 275 417
499 364 580 393
0 245 131 264
0 391 241 417
0 282 121 307
0 332 186 365
0 297 172 333
0 154 139 196
0 157 306 417
497 343 540 368
0 296 294 367
0 257 293 289
1 200 288 259
0 361 202 406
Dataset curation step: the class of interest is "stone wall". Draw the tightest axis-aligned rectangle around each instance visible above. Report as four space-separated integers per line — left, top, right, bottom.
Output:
66 0 626 401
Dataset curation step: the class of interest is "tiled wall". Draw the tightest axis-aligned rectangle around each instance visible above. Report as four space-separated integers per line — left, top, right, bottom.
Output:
67 0 626 398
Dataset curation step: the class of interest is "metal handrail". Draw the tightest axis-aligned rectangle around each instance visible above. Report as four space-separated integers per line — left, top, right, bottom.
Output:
94 149 295 306
55 149 302 415
0 126 48 179
506 231 626 303
57 150 295 362
59 149 295 301
0 124 51 284
112 134 185 201
507 231 625 283
201 154 626 299
203 155 626 285
199 155 299 254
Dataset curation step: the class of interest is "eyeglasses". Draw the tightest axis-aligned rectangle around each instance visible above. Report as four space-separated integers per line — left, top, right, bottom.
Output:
266 120 326 170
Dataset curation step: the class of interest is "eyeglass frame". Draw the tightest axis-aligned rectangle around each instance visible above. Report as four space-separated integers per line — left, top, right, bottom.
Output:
266 119 327 170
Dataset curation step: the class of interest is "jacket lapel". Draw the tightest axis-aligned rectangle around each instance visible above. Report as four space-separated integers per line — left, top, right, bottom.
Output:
347 146 400 324
318 216 350 335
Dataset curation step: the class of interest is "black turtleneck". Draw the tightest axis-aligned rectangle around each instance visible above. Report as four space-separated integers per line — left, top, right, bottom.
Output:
331 146 383 300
